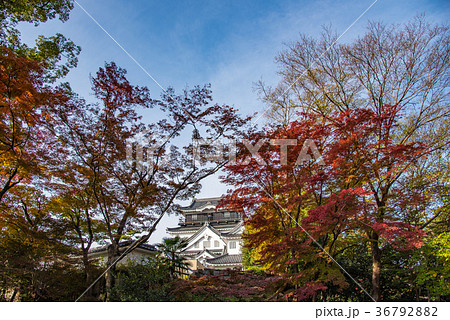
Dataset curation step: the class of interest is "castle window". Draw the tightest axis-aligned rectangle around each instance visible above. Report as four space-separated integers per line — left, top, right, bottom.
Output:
191 214 197 221
194 242 199 248
224 212 230 218
229 241 236 249
214 240 220 247
203 240 211 248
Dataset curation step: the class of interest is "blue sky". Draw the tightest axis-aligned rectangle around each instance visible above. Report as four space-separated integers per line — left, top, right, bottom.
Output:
19 0 449 243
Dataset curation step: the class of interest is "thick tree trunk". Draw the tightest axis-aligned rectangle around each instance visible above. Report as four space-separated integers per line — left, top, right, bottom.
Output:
370 232 382 301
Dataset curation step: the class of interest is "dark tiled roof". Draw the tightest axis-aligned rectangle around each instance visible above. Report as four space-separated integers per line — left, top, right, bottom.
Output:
180 250 202 256
180 249 223 258
214 224 240 229
211 222 242 230
167 221 241 233
220 221 243 238
221 233 242 238
206 254 242 265
89 240 157 254
180 197 221 211
204 249 223 257
227 221 243 233
167 225 201 232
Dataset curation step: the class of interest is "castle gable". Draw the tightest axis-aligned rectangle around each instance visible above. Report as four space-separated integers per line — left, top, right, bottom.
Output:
167 197 244 271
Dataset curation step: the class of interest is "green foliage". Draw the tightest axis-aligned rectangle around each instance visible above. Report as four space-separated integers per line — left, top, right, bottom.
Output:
0 232 89 301
109 258 173 302
157 236 190 277
415 232 450 299
28 33 80 81
242 246 265 274
0 0 80 82
0 0 73 25
15 264 91 302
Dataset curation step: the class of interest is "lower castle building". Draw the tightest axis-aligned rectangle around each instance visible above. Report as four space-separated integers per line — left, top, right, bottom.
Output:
167 197 244 271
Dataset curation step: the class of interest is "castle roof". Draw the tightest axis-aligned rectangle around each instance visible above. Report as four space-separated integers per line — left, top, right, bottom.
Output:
205 254 242 266
167 221 239 233
179 197 221 212
88 240 157 254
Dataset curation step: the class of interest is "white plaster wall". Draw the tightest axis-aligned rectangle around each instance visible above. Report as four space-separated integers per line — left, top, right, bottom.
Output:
225 239 242 255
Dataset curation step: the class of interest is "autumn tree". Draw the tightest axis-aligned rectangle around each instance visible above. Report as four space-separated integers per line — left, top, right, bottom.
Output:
0 183 89 301
0 39 84 301
0 1 99 301
223 103 431 301
223 113 342 300
47 180 105 293
52 62 250 300
0 47 68 203
0 0 79 203
251 16 449 301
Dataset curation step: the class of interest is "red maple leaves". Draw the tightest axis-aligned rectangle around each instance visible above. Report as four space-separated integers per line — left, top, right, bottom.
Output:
222 103 429 300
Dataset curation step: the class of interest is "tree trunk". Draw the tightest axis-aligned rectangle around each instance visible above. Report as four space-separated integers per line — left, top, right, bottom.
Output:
9 289 17 302
105 243 119 301
370 231 382 301
82 250 93 298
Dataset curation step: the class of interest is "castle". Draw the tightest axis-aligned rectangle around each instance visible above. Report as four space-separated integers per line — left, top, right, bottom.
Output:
167 197 243 271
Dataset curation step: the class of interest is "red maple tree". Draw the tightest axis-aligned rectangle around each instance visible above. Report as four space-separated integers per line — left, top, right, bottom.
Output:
0 46 68 202
222 104 428 301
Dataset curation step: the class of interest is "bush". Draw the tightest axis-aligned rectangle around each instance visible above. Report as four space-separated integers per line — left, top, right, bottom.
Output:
109 258 174 302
